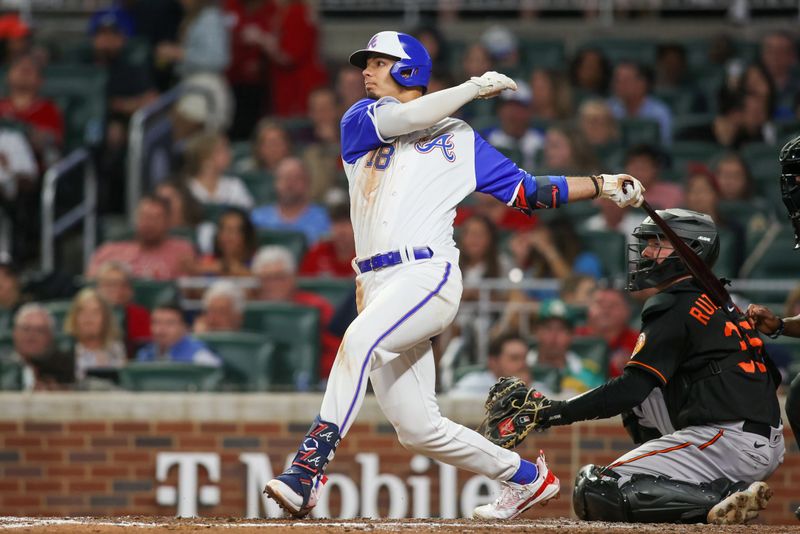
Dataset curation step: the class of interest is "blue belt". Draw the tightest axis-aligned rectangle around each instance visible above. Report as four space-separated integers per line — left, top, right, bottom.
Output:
356 246 434 273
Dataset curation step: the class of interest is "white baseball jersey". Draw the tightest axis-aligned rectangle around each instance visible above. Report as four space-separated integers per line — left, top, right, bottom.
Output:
340 96 569 261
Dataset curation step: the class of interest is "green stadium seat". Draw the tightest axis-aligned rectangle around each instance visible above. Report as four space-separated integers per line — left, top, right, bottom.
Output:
672 113 714 139
0 332 12 359
242 302 320 389
195 332 275 391
239 170 275 205
0 309 11 334
581 39 657 65
654 89 699 117
715 227 738 279
231 140 254 166
296 278 355 309
670 141 723 174
577 229 627 279
620 118 661 147
520 39 566 70
741 142 781 182
744 226 800 279
41 300 73 331
42 65 107 148
0 359 22 391
119 362 223 392
256 229 308 264
131 279 178 309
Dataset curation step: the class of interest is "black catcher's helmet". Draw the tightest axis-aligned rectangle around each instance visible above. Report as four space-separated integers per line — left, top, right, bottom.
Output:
627 208 719 291
780 134 800 249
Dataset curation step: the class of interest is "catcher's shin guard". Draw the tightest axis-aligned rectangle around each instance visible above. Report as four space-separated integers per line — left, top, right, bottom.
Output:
264 416 340 518
573 465 746 523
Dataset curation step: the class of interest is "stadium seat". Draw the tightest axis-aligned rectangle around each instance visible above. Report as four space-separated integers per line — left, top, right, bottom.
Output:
296 278 355 309
577 228 627 279
195 332 276 391
119 362 223 392
0 309 11 334
672 113 714 138
715 227 739 279
620 118 661 147
744 226 800 279
131 279 178 309
256 229 308 264
239 170 275 205
653 88 699 117
41 300 73 331
580 39 657 65
0 359 22 390
520 39 566 71
42 65 107 148
670 141 723 173
741 142 781 182
242 302 320 390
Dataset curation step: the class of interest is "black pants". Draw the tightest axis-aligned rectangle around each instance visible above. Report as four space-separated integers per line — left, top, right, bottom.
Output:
787 373 800 450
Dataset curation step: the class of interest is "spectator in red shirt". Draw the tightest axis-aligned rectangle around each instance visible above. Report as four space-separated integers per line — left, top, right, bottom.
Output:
86 194 197 281
574 287 639 378
242 0 327 116
252 244 340 378
93 260 152 358
0 54 64 161
224 0 275 139
299 203 354 278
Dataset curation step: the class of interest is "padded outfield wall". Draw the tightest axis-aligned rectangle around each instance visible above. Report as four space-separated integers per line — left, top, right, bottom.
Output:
0 393 797 523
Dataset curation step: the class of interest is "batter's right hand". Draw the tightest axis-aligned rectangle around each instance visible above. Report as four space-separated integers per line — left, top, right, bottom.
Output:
469 71 517 99
746 304 782 335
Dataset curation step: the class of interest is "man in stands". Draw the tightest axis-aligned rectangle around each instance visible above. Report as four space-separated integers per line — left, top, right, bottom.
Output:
136 302 220 366
86 195 196 281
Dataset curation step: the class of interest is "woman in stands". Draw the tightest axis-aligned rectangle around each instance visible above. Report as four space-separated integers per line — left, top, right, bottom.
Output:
63 288 126 384
184 132 254 210
191 208 257 277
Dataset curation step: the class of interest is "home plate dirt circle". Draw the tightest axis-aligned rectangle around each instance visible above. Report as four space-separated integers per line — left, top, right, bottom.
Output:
2 517 800 533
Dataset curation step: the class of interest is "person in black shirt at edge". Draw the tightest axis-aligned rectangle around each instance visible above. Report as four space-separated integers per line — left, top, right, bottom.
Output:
746 133 800 521
520 208 784 525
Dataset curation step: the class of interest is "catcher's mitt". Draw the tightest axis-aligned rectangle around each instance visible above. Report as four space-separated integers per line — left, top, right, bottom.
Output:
477 377 550 449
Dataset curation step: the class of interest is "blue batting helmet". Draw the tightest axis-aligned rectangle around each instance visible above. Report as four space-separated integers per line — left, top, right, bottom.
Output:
349 31 432 91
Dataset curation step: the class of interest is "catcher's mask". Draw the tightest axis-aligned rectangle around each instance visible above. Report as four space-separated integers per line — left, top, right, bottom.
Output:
627 208 719 291
779 134 800 249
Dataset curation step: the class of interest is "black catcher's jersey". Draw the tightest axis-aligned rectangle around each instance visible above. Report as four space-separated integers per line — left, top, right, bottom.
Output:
627 279 781 429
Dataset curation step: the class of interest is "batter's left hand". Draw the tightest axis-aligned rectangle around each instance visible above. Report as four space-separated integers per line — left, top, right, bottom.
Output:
599 174 646 208
469 71 517 99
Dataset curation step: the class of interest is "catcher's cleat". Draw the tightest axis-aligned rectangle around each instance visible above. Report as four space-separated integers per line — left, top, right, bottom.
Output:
472 451 560 520
707 481 771 525
264 473 327 518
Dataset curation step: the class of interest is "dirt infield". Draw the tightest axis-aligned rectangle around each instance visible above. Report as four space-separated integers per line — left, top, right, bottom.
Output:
2 517 800 534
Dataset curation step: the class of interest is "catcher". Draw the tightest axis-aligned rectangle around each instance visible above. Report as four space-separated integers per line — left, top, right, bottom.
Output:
480 209 784 524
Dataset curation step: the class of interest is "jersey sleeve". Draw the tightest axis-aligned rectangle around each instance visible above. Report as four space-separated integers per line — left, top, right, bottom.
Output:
340 97 400 164
626 307 687 386
472 131 568 210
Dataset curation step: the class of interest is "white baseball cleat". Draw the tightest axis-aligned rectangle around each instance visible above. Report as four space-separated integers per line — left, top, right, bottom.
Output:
264 475 327 519
707 481 772 525
472 451 560 520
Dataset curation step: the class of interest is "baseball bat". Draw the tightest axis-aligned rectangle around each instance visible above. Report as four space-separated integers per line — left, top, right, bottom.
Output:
639 200 740 317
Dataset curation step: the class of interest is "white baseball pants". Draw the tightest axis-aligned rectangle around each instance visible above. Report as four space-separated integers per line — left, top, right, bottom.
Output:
319 257 520 481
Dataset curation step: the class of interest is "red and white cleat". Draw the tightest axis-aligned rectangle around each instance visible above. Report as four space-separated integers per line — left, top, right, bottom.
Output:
472 451 560 520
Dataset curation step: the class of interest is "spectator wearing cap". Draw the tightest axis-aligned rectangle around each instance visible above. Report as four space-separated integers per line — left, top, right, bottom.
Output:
86 195 197 281
608 61 673 145
0 54 64 161
86 6 158 213
250 157 331 246
252 245 340 379
136 302 220 366
623 144 683 209
481 80 543 170
529 299 604 397
575 287 639 378
193 280 246 334
480 25 521 78
7 304 74 390
0 13 34 65
451 333 531 395
299 203 355 278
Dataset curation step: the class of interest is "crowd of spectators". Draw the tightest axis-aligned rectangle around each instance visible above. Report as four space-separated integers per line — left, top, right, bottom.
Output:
0 3 799 394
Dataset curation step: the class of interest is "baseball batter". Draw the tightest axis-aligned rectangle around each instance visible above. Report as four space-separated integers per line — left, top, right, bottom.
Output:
525 209 784 524
264 31 645 519
744 133 800 520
